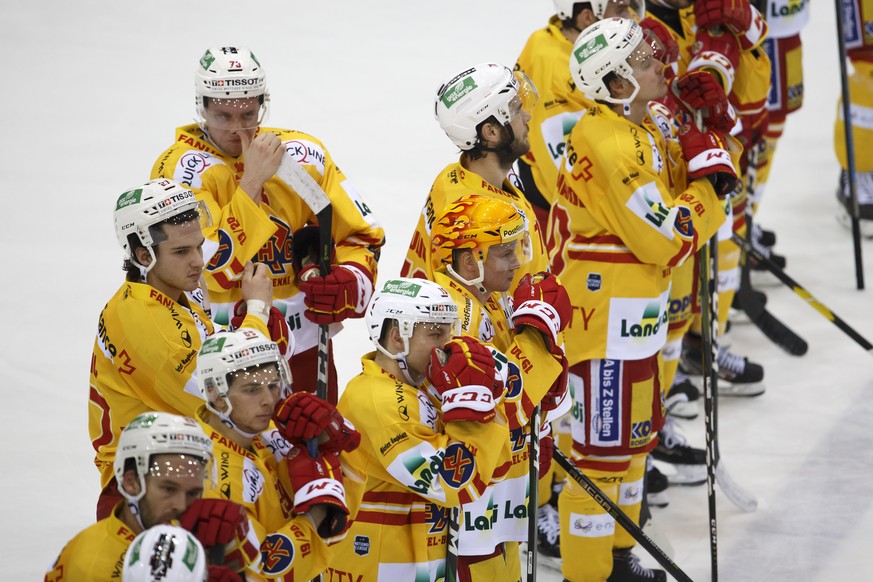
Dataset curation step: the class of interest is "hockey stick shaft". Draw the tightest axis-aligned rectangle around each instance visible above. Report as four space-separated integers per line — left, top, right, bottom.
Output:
732 234 873 353
527 406 540 582
834 0 866 290
552 450 694 582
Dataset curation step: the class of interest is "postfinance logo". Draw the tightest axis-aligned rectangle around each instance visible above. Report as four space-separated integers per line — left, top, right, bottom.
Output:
620 301 667 338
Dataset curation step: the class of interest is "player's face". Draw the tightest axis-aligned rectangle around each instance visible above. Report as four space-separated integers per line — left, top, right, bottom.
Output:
202 97 262 157
405 323 454 379
483 241 522 293
146 220 205 300
602 0 644 20
138 454 206 529
226 364 285 434
628 39 667 104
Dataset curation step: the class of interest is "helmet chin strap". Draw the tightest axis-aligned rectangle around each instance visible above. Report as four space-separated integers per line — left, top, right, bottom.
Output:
127 499 146 531
397 354 424 387
447 261 488 295
218 412 260 439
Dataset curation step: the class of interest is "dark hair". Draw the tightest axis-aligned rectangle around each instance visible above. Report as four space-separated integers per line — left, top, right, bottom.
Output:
560 2 592 26
464 116 512 161
122 208 201 281
378 319 398 347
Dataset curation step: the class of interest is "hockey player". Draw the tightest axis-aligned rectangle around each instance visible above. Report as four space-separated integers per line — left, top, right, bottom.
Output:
514 0 648 230
547 18 736 581
834 0 873 236
123 525 241 582
329 278 509 581
429 193 572 576
193 328 362 580
91 178 284 519
47 412 246 581
151 46 385 403
402 62 548 286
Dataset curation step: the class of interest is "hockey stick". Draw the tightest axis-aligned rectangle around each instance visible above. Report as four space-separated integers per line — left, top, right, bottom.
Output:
552 450 695 582
834 0 866 290
735 144 808 356
526 406 540 582
276 154 333 404
732 233 873 355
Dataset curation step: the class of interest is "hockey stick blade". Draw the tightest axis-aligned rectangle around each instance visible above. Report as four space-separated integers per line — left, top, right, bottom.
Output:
750 306 808 356
715 460 758 512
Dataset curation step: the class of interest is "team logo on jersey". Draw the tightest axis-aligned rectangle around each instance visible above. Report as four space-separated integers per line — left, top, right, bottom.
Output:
353 535 370 556
439 443 475 488
504 361 523 399
509 426 528 453
587 272 602 292
256 216 294 276
675 206 693 238
260 533 295 575
424 503 449 534
205 229 234 272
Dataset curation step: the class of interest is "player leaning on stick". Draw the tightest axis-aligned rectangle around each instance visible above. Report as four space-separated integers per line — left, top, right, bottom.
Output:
429 194 571 579
90 179 288 519
328 278 510 581
151 46 385 403
191 328 362 580
546 17 737 581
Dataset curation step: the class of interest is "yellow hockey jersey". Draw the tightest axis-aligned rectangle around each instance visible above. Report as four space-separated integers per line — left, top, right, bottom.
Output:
434 271 563 557
330 354 509 581
401 161 549 286
547 103 728 365
515 16 590 205
44 502 137 582
89 282 268 488
151 125 385 354
197 410 338 581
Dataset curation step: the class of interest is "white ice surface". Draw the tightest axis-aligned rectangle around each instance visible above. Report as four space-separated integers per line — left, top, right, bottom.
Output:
2 1 871 580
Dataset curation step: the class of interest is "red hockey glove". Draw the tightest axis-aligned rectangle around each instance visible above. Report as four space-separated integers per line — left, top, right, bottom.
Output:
427 337 503 424
640 18 679 65
207 566 243 582
512 273 571 353
688 27 740 94
273 392 360 454
538 424 555 479
694 0 751 34
286 449 348 538
678 122 738 198
542 352 569 413
670 70 737 134
299 263 373 324
180 499 249 548
230 300 291 356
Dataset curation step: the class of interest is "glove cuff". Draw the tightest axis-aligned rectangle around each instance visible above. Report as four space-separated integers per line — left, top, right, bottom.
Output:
731 5 765 50
293 478 346 511
513 300 561 346
686 147 734 176
441 385 496 414
687 51 736 94
339 263 374 316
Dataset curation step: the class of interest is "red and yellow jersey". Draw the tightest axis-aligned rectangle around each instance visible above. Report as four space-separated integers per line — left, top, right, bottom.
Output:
547 103 728 365
151 125 385 353
330 354 508 580
44 503 137 582
401 161 549 286
197 411 338 581
89 282 268 488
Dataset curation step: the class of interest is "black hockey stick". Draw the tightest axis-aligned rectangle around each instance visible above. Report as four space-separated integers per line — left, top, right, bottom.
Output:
736 144 808 356
732 234 873 355
526 406 540 582
552 450 694 582
835 0 866 290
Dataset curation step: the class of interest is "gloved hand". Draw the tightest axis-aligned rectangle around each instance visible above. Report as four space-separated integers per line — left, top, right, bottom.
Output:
671 70 737 133
180 499 249 548
207 566 243 582
512 273 571 352
538 424 555 479
286 449 348 538
687 27 741 94
299 263 372 324
541 352 569 413
678 121 738 197
273 392 360 455
427 336 503 423
230 300 291 356
694 0 751 33
640 17 679 65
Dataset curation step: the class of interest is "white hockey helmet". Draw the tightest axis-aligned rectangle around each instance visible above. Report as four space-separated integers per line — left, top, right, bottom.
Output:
196 328 292 433
123 525 208 582
195 46 270 124
434 63 538 150
570 17 645 104
554 0 645 21
114 178 211 272
366 278 459 361
113 412 214 506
